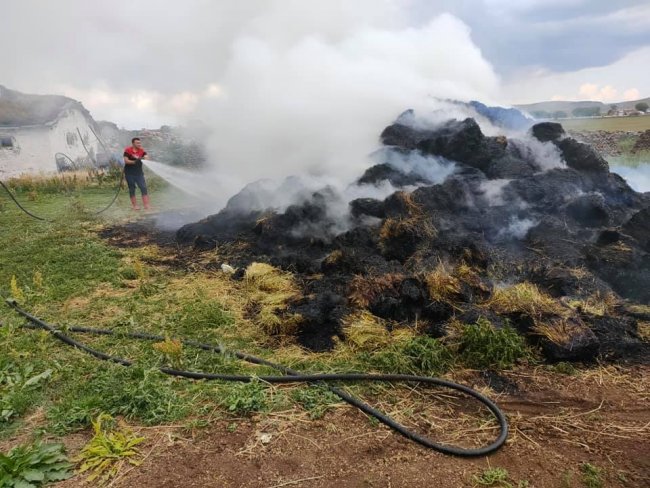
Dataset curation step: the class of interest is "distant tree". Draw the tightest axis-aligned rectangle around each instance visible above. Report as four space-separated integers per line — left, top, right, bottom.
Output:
531 111 551 119
552 111 567 119
610 104 618 112
572 107 601 117
635 102 649 112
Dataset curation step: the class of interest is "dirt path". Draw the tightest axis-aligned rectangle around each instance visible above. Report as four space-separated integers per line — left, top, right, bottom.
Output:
52 366 649 488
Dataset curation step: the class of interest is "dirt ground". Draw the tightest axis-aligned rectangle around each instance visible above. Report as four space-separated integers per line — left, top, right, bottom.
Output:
47 365 649 488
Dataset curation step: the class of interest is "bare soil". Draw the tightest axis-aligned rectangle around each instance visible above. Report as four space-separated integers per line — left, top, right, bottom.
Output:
44 366 649 488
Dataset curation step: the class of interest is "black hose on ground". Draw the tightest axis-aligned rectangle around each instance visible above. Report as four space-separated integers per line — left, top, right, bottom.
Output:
0 180 49 221
6 299 509 457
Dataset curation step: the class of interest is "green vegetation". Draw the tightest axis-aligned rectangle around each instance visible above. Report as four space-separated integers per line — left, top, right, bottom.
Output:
0 441 72 487
219 380 268 415
458 318 530 369
76 414 145 485
360 335 454 376
472 467 512 487
572 107 601 117
1 360 53 424
580 463 604 488
559 115 650 132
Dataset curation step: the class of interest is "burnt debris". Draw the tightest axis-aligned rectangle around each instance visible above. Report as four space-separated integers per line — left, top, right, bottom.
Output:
176 112 650 362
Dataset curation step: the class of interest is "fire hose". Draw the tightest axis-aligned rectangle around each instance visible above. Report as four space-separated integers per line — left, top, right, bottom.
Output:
5 299 509 457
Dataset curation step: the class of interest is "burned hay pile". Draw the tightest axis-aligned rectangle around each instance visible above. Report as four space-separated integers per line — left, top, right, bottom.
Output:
177 114 650 362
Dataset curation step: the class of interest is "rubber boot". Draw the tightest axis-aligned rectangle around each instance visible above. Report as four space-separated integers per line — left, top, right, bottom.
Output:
130 196 140 210
142 194 151 210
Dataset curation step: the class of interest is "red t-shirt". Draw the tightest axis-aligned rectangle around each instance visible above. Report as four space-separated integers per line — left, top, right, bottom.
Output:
123 146 147 175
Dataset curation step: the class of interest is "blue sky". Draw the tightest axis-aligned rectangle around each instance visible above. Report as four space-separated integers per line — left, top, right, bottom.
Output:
1 0 648 127
411 0 649 73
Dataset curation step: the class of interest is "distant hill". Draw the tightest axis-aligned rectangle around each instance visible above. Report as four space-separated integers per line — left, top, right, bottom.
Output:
516 97 650 117
0 85 88 127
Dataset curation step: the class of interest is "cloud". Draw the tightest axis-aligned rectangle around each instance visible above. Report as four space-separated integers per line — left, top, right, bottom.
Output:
578 83 618 102
504 47 650 104
623 88 641 101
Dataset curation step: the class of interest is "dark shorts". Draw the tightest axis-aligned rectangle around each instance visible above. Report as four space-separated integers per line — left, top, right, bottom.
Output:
125 173 148 197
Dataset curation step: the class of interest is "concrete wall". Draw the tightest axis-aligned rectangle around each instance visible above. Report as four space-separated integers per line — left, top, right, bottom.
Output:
0 107 100 178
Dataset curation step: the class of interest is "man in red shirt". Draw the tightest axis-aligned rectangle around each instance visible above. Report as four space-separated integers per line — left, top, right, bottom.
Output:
123 137 150 210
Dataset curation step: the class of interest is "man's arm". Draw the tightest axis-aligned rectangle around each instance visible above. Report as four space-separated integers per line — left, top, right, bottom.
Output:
124 151 137 165
142 151 149 160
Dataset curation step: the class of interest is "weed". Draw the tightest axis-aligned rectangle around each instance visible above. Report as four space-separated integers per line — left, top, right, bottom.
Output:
10 275 25 303
458 318 530 369
290 385 340 419
219 380 268 415
48 366 188 433
552 362 577 375
361 336 453 376
1 361 53 424
580 463 604 488
152 337 184 369
472 467 512 487
76 414 145 485
0 441 72 487
32 271 44 290
561 470 573 488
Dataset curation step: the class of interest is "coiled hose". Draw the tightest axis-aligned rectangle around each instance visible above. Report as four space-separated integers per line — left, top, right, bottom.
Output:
6 299 508 457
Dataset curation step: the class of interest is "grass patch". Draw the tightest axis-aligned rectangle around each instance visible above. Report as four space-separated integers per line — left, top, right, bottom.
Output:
580 462 604 488
290 385 340 419
560 115 650 132
47 365 190 433
458 318 530 369
472 466 512 487
1 359 53 424
219 380 268 415
360 335 454 376
609 152 650 168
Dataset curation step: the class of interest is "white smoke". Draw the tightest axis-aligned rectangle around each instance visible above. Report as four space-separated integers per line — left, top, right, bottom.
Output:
479 179 511 206
509 137 565 171
372 148 456 184
197 10 499 192
498 216 537 239
611 164 650 193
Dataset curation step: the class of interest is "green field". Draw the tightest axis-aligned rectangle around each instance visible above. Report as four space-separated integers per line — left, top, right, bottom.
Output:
559 115 650 132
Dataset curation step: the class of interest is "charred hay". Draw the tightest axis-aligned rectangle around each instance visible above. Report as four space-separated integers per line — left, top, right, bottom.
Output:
174 113 650 362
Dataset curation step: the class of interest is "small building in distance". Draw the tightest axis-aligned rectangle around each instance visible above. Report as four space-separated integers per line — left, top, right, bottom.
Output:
0 85 102 178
